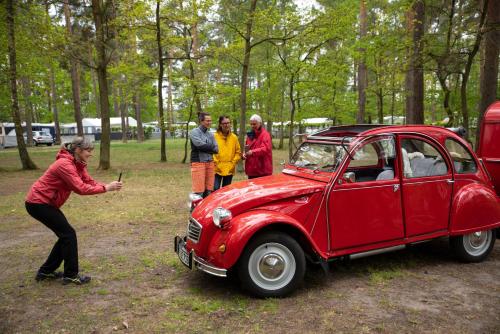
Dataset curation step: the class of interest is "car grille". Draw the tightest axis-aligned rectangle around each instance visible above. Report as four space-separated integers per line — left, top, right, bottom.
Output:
187 217 202 243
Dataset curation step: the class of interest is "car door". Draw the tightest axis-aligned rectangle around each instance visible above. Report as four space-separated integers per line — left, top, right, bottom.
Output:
399 136 453 237
328 136 405 250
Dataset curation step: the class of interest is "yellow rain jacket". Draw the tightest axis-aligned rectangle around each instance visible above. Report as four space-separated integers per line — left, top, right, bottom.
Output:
213 131 241 176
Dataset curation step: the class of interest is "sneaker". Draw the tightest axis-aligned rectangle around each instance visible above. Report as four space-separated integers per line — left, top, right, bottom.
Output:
35 271 64 281
62 274 91 285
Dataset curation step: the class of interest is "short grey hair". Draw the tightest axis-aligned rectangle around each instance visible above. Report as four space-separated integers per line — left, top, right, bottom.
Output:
64 136 94 153
250 114 262 124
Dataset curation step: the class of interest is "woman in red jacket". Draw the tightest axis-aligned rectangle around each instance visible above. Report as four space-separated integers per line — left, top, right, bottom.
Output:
242 114 273 179
25 137 122 285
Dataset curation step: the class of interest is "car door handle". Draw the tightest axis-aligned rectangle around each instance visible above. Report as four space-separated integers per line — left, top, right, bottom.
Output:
447 179 454 184
393 184 400 192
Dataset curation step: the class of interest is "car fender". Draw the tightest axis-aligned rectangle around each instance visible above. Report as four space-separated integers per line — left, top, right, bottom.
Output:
449 183 500 235
205 209 323 269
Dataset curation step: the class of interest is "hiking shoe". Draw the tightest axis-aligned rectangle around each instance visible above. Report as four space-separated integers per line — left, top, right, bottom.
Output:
35 271 64 281
62 274 91 285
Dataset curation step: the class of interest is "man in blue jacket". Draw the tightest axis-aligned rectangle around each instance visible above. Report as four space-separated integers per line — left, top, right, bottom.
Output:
190 112 218 198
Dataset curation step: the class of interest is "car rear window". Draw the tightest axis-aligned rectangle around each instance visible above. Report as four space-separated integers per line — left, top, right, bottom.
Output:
445 138 477 174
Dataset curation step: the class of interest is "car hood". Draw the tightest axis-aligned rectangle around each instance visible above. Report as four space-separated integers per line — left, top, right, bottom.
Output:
192 173 326 220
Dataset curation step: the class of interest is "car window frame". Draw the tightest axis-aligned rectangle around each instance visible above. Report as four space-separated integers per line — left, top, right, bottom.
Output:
398 134 452 180
336 134 399 185
444 137 478 175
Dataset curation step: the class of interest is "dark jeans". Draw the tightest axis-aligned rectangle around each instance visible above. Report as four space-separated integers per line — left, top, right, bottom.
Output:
214 174 233 190
25 202 78 277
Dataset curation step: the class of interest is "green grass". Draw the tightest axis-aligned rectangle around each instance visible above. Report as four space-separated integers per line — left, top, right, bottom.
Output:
0 138 498 333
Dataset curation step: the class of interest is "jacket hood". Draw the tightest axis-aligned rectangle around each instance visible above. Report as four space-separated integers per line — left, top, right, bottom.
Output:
56 148 74 160
193 173 325 220
56 148 86 168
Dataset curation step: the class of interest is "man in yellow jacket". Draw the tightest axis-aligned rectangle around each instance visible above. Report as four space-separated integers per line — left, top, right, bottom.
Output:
213 116 241 190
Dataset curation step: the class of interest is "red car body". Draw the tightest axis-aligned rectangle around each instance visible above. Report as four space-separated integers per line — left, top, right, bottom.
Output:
175 101 500 297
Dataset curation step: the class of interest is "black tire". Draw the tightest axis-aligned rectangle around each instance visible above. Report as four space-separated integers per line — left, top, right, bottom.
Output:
48 143 53 146
450 229 496 263
237 231 306 298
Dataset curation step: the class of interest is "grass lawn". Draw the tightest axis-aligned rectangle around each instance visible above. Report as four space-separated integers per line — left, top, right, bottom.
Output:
0 139 499 333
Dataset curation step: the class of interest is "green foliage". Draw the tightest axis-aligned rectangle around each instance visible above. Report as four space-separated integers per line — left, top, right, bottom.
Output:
0 0 493 141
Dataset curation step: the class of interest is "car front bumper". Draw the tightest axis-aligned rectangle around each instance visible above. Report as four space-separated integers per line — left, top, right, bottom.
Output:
174 236 227 277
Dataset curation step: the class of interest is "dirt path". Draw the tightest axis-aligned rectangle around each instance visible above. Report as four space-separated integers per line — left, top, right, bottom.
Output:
1 148 498 333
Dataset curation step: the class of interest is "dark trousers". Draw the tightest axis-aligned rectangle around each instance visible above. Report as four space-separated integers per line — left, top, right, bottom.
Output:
214 174 233 190
25 202 78 277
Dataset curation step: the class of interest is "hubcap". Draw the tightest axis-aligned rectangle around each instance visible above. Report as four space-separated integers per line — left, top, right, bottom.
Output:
259 254 285 279
248 242 296 291
463 230 492 256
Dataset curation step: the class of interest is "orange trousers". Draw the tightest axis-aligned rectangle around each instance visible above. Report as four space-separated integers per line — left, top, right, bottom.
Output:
191 162 215 193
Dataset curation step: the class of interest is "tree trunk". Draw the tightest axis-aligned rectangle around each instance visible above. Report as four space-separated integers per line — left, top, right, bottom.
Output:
437 75 453 126
119 84 128 143
156 0 166 162
238 0 258 153
133 93 144 142
112 80 119 117
390 68 396 124
64 0 84 136
357 0 367 124
6 0 37 169
405 0 425 124
167 54 174 135
44 1 61 145
377 88 383 124
49 65 62 144
265 47 274 146
288 76 296 160
279 88 284 149
461 0 488 141
476 0 500 148
182 97 195 164
89 48 101 117
92 0 111 170
21 77 34 146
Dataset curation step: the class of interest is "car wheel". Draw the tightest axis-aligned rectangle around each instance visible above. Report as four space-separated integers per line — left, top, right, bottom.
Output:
238 232 305 298
48 143 53 146
450 229 496 263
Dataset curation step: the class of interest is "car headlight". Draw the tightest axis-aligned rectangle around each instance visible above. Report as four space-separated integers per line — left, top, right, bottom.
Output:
187 193 203 211
213 207 232 229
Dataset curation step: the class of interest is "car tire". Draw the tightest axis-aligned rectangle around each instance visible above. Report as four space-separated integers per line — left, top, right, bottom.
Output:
450 229 496 263
48 143 53 146
238 231 305 298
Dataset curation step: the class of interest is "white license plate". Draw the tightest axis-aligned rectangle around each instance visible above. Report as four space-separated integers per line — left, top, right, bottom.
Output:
176 237 191 268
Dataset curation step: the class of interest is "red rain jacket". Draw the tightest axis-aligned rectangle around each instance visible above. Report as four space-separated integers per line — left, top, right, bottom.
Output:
244 127 273 177
26 149 106 208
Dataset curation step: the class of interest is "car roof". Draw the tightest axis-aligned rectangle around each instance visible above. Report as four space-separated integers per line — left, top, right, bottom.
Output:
308 124 463 143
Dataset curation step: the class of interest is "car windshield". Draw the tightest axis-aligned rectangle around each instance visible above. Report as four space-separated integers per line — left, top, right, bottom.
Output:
290 142 346 172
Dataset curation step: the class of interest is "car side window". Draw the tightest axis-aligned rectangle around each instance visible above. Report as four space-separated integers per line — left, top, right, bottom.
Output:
401 138 448 178
346 137 396 182
445 138 477 174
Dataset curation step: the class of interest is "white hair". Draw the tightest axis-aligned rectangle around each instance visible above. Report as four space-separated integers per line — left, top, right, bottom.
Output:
250 114 262 124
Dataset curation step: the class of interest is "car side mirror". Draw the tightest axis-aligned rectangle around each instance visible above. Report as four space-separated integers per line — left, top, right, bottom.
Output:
342 172 355 183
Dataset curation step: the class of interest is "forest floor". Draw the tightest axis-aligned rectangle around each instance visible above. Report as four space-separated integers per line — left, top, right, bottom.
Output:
0 139 499 334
